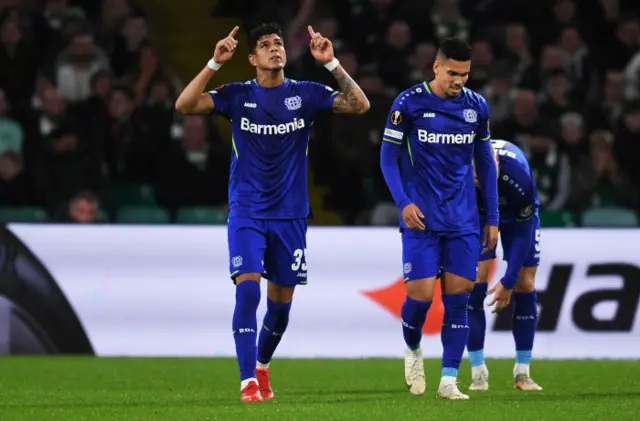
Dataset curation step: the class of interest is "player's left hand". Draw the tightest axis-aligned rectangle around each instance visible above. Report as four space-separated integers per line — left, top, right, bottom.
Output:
307 25 334 65
481 224 498 254
487 280 512 313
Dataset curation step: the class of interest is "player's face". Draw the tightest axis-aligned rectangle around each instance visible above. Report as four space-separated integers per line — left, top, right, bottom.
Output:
434 58 470 98
249 34 286 71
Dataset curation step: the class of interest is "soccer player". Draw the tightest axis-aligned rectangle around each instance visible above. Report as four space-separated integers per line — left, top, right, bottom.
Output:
379 37 499 400
175 23 370 402
466 139 543 392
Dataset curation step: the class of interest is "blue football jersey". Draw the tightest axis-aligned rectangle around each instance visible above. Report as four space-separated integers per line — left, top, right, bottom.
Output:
382 82 496 232
208 79 339 219
479 139 540 224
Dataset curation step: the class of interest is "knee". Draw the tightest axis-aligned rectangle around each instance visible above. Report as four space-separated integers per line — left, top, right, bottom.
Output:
515 274 535 293
405 277 436 301
442 273 474 294
236 273 261 284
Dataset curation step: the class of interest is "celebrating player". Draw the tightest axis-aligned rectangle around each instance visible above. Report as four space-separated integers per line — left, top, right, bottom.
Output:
466 139 543 392
175 23 370 402
379 38 499 400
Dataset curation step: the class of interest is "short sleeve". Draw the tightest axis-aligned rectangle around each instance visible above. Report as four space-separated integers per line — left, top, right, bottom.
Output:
207 83 237 118
476 97 491 142
382 95 411 146
303 81 340 112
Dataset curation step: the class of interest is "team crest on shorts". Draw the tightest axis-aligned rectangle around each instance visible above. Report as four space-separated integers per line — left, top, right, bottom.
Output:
285 96 302 110
463 109 478 123
390 110 403 126
232 256 243 268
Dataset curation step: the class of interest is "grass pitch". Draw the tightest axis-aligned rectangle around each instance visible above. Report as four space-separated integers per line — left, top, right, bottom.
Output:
0 358 638 420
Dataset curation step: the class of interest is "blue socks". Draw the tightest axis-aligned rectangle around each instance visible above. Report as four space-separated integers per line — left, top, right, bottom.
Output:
467 282 488 367
232 281 261 381
441 293 470 378
401 296 431 350
257 299 292 365
513 291 537 365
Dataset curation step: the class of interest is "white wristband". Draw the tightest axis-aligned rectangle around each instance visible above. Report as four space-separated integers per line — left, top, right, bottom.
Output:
207 59 222 71
324 58 340 71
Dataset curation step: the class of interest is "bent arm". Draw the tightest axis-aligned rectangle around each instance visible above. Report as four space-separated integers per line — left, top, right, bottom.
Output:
330 65 371 114
175 66 216 115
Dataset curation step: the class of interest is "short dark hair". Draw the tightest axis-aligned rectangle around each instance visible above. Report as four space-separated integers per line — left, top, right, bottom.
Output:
437 38 472 62
248 22 284 53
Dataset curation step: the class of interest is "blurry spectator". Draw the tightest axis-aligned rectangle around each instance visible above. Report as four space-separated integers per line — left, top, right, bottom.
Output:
37 86 71 137
0 150 35 206
527 126 571 211
55 30 110 102
558 26 596 99
539 69 578 118
100 0 131 42
623 49 640 99
466 39 494 91
0 17 39 109
558 112 588 162
570 130 638 212
0 88 23 156
606 16 640 70
431 0 470 42
587 70 625 131
102 86 154 183
377 20 412 91
73 69 113 148
110 13 149 78
121 42 181 105
480 62 513 124
56 190 100 223
408 42 436 85
156 115 229 210
493 89 541 147
502 24 533 86
613 101 640 185
34 125 104 209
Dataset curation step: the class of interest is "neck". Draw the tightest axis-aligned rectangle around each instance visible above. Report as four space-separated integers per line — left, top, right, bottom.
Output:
257 69 285 88
428 80 452 99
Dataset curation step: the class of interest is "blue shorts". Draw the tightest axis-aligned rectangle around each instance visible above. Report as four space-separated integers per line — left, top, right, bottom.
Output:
227 217 308 287
479 214 541 267
402 230 480 282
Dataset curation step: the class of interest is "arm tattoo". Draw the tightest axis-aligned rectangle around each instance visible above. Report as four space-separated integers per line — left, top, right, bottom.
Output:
330 65 370 114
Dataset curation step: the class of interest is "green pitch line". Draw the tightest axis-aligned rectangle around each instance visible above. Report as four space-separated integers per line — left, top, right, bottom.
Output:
0 358 638 420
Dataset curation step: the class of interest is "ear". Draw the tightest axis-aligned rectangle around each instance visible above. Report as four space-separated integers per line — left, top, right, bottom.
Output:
248 53 257 67
432 58 440 76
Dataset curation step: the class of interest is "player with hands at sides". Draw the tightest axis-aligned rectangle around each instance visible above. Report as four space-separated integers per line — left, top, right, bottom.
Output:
175 23 370 403
379 37 499 400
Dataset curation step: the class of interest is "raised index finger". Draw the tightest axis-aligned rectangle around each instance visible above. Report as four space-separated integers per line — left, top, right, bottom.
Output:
228 26 239 38
307 25 316 37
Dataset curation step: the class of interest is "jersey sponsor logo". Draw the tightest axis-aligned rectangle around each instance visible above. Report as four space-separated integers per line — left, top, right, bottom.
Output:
417 130 476 144
244 102 257 108
390 110 403 126
463 109 478 123
384 128 404 140
240 117 306 135
284 96 302 110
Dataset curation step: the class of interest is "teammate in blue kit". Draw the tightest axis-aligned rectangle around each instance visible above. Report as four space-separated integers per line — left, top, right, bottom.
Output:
466 139 543 392
175 23 370 402
379 38 499 400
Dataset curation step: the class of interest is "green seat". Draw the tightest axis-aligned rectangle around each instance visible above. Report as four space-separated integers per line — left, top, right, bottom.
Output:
539 210 575 227
110 183 157 207
116 206 170 224
176 206 227 225
0 206 50 222
97 209 110 223
581 207 639 227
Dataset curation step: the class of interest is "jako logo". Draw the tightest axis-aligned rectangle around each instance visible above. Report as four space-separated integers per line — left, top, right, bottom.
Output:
417 130 476 144
362 260 497 335
240 117 305 135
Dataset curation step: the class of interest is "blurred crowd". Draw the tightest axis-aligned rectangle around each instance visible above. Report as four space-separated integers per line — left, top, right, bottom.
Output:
2 0 640 225
0 0 230 223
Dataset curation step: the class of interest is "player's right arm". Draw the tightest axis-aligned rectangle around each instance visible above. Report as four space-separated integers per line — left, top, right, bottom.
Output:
379 96 425 230
175 26 239 115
